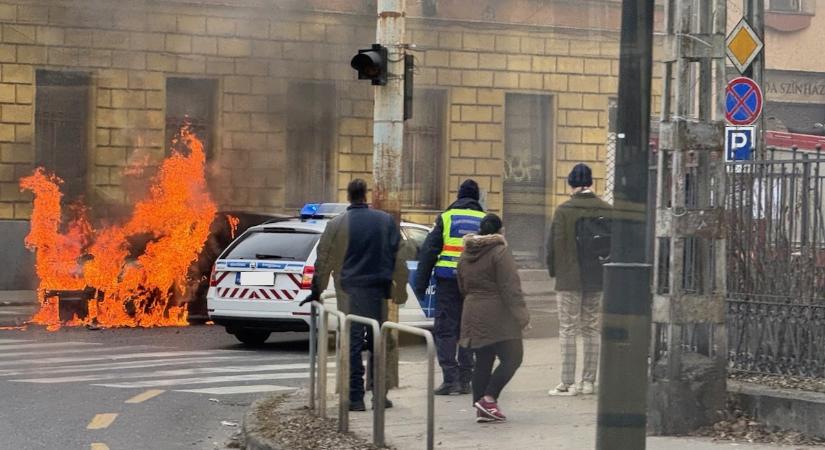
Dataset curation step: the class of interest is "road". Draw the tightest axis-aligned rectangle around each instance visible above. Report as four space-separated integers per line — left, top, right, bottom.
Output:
0 323 311 450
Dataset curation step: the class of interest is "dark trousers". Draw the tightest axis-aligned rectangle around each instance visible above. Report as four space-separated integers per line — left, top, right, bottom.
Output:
472 339 524 404
434 277 473 384
346 285 386 403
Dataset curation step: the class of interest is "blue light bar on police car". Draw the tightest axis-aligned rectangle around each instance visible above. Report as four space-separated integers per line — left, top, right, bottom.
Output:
300 203 320 219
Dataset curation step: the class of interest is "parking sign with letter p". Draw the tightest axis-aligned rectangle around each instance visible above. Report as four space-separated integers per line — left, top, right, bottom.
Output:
725 126 755 162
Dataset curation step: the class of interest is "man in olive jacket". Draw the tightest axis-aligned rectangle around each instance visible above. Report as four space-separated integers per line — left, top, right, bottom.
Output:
546 163 612 397
305 179 411 412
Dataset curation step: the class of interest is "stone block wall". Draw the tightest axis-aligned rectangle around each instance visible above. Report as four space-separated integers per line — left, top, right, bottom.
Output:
0 0 663 233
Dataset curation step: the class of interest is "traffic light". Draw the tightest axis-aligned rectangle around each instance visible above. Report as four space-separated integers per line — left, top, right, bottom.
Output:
351 44 388 86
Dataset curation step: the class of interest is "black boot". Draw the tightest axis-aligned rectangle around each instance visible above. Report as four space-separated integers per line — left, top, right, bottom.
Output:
349 399 366 411
434 381 461 395
458 381 471 395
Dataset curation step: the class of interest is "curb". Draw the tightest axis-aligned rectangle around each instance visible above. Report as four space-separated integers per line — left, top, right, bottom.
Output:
729 380 825 439
242 396 284 450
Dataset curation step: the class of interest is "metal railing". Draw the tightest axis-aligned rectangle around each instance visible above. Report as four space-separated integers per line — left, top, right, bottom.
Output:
308 310 436 448
375 322 436 450
725 150 825 377
339 314 381 434
308 300 345 418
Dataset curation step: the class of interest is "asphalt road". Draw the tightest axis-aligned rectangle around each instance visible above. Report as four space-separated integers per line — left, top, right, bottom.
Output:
0 324 311 450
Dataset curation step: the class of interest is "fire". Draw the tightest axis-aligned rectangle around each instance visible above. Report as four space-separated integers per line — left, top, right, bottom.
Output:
20 126 217 330
226 214 240 239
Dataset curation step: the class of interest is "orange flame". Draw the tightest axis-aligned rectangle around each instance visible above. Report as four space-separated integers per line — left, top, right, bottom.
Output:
20 126 217 330
226 215 240 239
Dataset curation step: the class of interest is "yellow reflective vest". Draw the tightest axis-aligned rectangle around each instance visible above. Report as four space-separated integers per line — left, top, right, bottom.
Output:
434 208 486 278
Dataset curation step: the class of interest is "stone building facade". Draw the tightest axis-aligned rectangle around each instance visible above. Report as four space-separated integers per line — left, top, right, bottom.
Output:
0 0 666 265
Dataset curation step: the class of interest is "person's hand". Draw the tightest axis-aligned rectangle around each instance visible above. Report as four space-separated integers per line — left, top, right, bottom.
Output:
299 291 320 307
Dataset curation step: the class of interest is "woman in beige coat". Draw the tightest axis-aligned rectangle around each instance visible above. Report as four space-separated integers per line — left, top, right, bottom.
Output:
457 213 530 423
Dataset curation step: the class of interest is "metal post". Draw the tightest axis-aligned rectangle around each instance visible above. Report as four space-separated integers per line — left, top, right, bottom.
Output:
339 314 381 435
317 304 329 418
373 0 406 391
744 0 765 158
331 310 346 399
338 317 351 432
309 302 317 412
649 0 728 436
375 322 435 450
802 154 811 247
595 0 655 446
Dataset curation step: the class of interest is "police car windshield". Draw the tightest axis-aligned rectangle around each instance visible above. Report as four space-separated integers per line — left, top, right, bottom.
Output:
223 230 320 261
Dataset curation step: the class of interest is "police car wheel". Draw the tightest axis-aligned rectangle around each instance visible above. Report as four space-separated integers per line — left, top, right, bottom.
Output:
233 329 271 346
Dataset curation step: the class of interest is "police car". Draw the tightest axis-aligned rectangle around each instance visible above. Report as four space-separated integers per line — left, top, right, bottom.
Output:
207 203 433 345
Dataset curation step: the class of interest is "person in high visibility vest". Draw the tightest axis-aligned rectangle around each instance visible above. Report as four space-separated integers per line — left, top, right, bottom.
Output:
415 179 485 395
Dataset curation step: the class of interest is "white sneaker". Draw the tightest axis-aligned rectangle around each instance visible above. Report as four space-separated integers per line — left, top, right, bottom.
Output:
580 381 595 395
548 383 578 396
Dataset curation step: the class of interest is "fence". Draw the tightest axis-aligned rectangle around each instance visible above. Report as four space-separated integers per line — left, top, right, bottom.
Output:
726 148 825 377
307 306 436 448
308 300 345 418
374 322 436 450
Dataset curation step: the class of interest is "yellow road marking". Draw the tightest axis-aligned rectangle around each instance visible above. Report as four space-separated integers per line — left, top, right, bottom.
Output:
125 389 165 404
86 413 118 430
90 444 109 450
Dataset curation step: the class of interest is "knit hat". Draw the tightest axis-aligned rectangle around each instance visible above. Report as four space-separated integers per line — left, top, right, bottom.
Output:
458 179 480 201
567 163 593 188
479 213 503 236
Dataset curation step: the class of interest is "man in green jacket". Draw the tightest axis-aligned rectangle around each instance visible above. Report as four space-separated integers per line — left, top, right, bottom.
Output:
546 163 612 397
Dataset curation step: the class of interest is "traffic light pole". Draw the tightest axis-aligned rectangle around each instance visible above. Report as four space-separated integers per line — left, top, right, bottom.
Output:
372 0 406 389
595 0 655 446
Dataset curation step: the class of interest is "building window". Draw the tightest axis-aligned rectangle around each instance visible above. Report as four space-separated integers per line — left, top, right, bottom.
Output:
286 82 335 209
503 93 552 263
403 89 446 209
769 0 802 12
504 94 550 188
765 101 825 132
35 70 91 201
165 78 217 158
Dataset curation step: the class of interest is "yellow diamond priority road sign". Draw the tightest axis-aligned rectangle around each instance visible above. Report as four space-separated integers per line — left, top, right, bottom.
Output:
726 18 763 74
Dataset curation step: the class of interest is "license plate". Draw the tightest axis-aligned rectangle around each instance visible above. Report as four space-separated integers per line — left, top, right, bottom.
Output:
239 272 274 286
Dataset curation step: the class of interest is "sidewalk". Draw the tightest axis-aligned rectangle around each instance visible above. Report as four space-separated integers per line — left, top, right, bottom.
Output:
338 337 823 450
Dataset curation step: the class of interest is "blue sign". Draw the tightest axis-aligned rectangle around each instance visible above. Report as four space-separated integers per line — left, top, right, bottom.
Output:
725 77 763 125
725 126 755 162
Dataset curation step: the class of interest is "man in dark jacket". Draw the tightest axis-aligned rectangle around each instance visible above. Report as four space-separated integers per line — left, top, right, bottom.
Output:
415 179 485 395
546 163 612 397
306 178 407 411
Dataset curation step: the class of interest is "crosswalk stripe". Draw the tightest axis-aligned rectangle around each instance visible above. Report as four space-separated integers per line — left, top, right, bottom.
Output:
125 389 165 404
0 342 101 352
13 362 325 384
0 345 156 359
0 339 29 344
0 355 279 377
175 385 296 395
93 371 310 388
0 349 247 367
90 443 109 450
